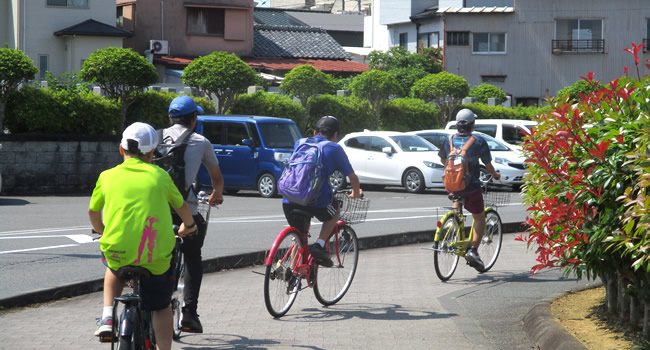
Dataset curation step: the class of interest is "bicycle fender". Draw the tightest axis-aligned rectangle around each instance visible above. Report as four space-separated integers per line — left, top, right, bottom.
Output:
434 211 457 242
265 227 301 266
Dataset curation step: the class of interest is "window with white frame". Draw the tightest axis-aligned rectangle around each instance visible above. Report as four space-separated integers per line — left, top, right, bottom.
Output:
554 19 604 52
418 32 440 49
399 33 408 50
472 33 506 53
47 0 88 7
186 7 225 36
38 55 48 80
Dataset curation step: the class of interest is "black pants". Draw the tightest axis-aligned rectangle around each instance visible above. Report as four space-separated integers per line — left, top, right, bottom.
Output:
172 212 207 312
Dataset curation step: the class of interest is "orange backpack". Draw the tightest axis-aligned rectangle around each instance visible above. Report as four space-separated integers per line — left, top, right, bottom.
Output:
443 135 475 192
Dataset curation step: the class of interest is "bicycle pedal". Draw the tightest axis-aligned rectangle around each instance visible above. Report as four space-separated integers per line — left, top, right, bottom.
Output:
98 333 116 343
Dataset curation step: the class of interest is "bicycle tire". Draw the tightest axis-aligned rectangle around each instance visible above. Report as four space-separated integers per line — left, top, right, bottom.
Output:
313 224 359 306
264 230 303 317
116 304 135 350
172 258 185 340
133 310 147 350
478 209 503 271
434 214 462 281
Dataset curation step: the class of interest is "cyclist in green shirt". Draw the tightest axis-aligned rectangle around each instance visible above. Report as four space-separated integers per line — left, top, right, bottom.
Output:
89 122 196 350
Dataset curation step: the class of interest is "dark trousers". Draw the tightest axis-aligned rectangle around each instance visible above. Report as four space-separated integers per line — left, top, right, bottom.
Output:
172 212 207 312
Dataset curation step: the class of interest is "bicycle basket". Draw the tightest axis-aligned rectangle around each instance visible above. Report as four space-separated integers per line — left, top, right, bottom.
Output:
483 185 511 208
334 192 370 224
197 199 211 223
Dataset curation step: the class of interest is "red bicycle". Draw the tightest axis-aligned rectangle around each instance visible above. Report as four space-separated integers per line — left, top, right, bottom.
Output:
263 190 369 318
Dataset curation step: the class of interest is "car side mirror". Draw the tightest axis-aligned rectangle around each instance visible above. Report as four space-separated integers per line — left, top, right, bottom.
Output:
382 146 393 154
241 139 253 147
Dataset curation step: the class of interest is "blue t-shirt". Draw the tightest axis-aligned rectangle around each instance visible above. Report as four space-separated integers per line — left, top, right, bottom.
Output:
282 135 355 208
438 133 492 193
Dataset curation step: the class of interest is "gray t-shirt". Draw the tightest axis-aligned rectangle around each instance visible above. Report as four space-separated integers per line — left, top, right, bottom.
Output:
162 124 219 214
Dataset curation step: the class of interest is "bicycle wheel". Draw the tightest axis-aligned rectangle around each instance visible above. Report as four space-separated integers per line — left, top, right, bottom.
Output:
434 214 462 281
116 304 135 350
264 230 303 317
172 259 185 340
314 224 359 306
478 209 503 271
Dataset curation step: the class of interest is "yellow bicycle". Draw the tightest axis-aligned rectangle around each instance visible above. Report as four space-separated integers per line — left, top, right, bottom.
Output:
432 185 509 281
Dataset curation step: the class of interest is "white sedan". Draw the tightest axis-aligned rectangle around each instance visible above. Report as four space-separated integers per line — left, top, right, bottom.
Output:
330 131 444 193
409 129 527 190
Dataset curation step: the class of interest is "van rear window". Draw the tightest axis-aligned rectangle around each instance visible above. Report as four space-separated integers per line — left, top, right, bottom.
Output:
258 123 301 148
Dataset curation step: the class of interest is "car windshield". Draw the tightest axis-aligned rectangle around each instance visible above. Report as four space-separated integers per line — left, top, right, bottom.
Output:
389 135 437 152
258 122 302 148
477 133 511 151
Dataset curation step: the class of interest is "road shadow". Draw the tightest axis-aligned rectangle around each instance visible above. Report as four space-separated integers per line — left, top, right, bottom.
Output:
271 303 457 323
441 269 580 286
174 332 281 350
0 198 31 206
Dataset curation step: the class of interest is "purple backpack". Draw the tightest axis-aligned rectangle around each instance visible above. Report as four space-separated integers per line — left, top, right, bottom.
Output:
277 138 330 206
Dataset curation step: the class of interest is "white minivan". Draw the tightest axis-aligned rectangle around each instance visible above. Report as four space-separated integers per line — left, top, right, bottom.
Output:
445 119 537 150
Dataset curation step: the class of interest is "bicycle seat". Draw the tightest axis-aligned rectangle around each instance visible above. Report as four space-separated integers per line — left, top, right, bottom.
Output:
116 266 152 281
448 194 464 202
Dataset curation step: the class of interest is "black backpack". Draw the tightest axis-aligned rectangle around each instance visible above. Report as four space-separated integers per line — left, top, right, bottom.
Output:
153 129 192 199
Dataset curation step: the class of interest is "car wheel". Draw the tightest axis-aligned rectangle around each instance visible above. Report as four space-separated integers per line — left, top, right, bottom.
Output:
329 170 347 191
403 169 425 193
258 173 277 198
479 167 493 185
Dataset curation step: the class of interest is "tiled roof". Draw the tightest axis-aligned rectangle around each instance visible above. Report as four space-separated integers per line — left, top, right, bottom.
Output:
244 57 368 73
53 19 133 37
154 56 369 74
254 24 351 60
437 6 514 14
254 9 308 26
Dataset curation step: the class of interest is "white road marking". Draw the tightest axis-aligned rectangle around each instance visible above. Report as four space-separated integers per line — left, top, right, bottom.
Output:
0 244 79 255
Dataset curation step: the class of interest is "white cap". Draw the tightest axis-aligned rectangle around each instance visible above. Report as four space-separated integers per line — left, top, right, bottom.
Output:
120 122 158 154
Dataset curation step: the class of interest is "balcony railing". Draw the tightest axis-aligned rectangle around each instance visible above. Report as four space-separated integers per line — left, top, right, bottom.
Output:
552 39 605 53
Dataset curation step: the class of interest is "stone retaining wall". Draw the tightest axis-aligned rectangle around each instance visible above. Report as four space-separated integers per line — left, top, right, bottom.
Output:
0 138 121 195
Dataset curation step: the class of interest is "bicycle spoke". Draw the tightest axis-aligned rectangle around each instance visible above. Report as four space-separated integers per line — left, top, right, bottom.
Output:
478 209 503 271
264 230 302 317
314 225 359 306
434 215 461 281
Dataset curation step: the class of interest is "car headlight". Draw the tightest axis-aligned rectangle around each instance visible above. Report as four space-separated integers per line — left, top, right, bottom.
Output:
423 160 444 169
274 152 292 164
494 157 508 164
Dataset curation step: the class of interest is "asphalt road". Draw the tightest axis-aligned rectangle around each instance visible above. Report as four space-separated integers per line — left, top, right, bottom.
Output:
0 187 529 302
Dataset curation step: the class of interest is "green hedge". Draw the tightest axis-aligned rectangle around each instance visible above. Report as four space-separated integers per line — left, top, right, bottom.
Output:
229 91 306 126
381 98 440 131
461 103 548 121
309 94 374 135
5 86 121 134
125 91 214 130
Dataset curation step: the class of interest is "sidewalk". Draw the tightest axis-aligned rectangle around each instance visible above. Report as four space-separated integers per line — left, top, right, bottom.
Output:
0 234 595 350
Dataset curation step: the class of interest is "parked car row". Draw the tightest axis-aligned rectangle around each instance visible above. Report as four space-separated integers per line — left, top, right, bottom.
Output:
190 116 532 197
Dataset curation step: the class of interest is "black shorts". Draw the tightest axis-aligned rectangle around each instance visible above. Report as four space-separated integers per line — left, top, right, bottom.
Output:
104 258 175 311
283 197 340 232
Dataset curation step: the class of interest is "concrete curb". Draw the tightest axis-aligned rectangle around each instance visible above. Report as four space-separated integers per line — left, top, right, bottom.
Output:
522 282 603 350
0 222 527 310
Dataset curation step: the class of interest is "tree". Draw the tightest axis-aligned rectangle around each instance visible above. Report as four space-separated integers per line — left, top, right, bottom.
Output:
410 72 470 126
348 70 403 130
182 51 258 114
556 79 605 103
0 48 38 133
468 83 507 104
279 65 334 132
80 47 158 131
367 47 442 95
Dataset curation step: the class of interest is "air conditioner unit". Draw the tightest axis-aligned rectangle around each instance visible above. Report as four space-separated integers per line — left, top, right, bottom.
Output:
150 40 169 55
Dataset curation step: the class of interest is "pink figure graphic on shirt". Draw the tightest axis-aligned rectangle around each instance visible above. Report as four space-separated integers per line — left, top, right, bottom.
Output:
133 216 158 264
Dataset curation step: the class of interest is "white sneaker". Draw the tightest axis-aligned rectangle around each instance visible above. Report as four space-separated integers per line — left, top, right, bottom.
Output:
465 249 485 272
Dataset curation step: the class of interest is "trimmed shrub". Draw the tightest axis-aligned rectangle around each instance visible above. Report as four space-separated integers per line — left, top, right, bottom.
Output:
381 98 440 131
468 83 507 104
5 86 120 135
309 94 374 135
461 103 547 121
229 91 306 126
124 91 214 130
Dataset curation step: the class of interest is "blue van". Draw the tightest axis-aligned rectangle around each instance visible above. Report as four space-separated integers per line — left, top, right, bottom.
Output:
195 115 302 197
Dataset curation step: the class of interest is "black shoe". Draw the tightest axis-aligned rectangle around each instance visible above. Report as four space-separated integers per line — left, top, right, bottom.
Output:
310 243 333 267
181 308 203 333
